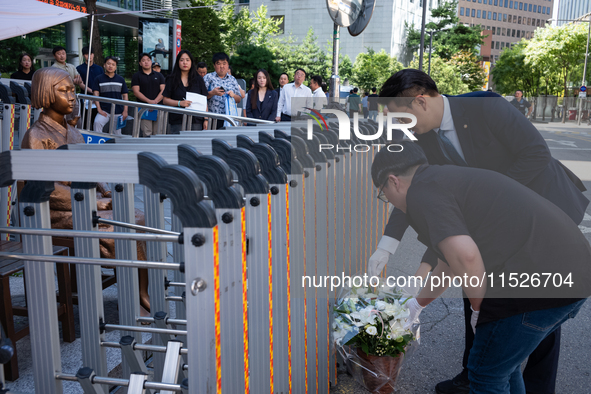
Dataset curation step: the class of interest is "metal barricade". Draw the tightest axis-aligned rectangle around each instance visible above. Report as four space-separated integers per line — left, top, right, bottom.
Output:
0 149 216 394
76 94 273 136
66 117 387 393
0 116 388 394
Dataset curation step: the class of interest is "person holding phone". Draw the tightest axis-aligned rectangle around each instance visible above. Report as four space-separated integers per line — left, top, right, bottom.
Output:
203 52 242 129
162 50 208 134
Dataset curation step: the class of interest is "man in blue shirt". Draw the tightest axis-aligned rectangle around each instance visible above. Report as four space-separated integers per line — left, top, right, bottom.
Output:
92 56 129 134
77 47 104 127
203 52 241 129
77 47 103 94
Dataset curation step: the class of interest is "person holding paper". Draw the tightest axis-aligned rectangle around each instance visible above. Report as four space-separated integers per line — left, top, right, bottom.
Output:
131 53 165 137
245 69 278 122
162 50 208 134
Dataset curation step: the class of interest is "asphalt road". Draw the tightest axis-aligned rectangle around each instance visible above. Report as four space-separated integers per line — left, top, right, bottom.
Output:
334 120 591 394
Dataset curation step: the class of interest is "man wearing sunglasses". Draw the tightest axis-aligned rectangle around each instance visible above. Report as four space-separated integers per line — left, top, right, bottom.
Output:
369 69 588 394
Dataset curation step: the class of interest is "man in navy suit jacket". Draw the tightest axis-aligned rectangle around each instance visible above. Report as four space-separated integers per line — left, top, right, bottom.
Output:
368 69 588 394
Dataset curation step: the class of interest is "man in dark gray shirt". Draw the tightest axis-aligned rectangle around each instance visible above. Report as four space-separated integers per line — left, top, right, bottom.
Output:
510 90 533 117
372 140 590 394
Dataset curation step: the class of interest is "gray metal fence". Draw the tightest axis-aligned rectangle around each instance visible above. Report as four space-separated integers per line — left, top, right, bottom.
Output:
0 116 389 393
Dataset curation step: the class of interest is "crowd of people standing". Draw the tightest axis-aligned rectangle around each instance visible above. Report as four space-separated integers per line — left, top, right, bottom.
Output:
9 47 345 134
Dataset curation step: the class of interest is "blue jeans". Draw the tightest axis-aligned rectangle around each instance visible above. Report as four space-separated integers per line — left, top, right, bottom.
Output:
467 299 586 394
369 110 378 121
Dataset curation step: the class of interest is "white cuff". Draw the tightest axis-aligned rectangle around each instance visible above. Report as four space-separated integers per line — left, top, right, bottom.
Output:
377 235 400 255
408 297 425 311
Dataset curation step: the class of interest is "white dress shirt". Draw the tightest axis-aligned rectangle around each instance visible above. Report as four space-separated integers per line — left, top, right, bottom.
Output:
277 82 312 117
312 87 327 110
433 96 466 161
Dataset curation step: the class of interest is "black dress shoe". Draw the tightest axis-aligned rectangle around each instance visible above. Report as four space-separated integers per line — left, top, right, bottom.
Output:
435 372 471 394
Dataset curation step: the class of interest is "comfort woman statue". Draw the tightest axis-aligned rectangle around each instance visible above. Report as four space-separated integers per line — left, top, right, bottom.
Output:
21 68 151 312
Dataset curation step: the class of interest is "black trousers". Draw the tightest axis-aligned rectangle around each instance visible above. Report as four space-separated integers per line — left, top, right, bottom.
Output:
462 297 559 393
280 113 292 122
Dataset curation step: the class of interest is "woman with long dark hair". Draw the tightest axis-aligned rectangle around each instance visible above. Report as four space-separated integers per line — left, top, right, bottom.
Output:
162 50 208 133
245 69 278 122
11 53 36 81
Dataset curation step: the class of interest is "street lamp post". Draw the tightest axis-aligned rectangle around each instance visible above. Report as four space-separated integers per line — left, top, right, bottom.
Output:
577 13 590 126
428 30 434 76
418 0 428 71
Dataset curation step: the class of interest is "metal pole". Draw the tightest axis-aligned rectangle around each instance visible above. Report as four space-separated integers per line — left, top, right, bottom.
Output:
418 0 428 71
577 14 591 126
0 226 180 242
0 252 181 271
428 31 433 76
100 341 189 355
56 373 184 392
103 324 187 336
96 217 180 235
82 12 95 130
137 316 187 326
329 22 340 101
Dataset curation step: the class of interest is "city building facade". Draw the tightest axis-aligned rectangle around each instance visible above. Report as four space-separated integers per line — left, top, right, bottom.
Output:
557 0 591 24
457 0 554 63
241 0 439 66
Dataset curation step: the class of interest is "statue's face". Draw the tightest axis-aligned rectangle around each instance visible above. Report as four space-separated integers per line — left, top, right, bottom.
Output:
51 78 76 115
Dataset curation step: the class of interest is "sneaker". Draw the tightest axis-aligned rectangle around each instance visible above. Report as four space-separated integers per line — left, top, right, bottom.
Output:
435 372 470 394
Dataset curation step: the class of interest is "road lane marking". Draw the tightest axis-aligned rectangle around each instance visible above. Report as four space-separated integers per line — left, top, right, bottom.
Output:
545 139 578 148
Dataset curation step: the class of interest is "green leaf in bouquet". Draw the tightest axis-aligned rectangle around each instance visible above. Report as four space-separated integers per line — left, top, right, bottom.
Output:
361 343 369 355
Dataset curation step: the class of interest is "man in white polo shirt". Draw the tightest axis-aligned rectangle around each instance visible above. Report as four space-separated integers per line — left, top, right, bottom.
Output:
275 68 312 122
310 75 327 110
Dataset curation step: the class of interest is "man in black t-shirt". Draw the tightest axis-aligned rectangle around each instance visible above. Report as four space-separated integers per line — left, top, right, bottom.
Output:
131 53 165 137
372 140 590 394
510 90 533 117
368 87 379 121
92 57 129 134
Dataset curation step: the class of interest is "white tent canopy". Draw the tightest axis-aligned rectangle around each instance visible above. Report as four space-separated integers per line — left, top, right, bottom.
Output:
0 0 86 41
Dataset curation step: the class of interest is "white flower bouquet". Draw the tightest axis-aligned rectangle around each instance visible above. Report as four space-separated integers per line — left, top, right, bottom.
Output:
333 279 419 393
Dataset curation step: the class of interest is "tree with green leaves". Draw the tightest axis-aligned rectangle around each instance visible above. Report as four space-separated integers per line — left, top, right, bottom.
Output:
524 22 588 104
230 44 283 84
222 4 283 54
491 43 541 97
338 55 353 82
180 0 281 67
450 51 487 92
410 54 469 95
350 48 403 92
269 29 338 81
405 0 484 61
179 0 226 69
0 36 41 74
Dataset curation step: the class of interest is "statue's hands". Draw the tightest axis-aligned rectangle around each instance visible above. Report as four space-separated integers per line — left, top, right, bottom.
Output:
97 198 112 210
96 182 112 198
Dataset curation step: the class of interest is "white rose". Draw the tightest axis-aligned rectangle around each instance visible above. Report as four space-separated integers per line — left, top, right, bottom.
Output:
366 326 378 336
